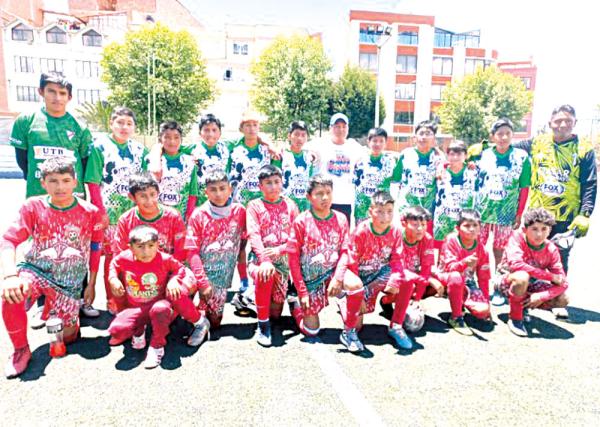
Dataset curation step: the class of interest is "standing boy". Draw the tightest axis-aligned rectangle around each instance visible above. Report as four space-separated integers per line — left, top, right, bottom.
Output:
280 121 315 212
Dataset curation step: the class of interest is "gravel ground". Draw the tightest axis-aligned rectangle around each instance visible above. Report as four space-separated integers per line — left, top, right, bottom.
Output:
1 179 599 426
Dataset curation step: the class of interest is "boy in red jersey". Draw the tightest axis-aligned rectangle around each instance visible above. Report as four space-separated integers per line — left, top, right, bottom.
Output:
108 226 208 369
1 157 103 378
437 210 491 335
185 170 246 330
247 165 299 346
343 190 415 350
287 175 365 353
498 208 569 337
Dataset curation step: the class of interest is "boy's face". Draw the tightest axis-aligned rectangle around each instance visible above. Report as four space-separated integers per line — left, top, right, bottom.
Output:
402 218 427 241
447 150 466 167
331 121 348 141
491 126 513 152
525 222 551 247
160 129 182 156
41 172 77 205
549 111 576 142
288 129 308 152
39 83 71 116
307 184 333 212
130 187 160 217
110 115 135 143
130 240 159 263
241 120 259 138
200 122 221 146
259 175 283 202
415 127 435 153
205 180 232 207
368 136 386 156
458 219 480 242
369 203 394 230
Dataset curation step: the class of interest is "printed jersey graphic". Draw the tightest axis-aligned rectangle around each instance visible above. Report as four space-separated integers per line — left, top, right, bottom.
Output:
396 148 444 214
229 142 272 206
192 141 232 206
156 152 198 218
281 150 315 212
353 153 399 221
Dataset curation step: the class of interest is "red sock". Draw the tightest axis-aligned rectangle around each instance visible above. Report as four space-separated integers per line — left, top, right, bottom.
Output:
391 281 414 325
509 291 526 321
344 288 364 330
237 262 248 281
446 273 465 318
381 293 394 305
255 276 274 321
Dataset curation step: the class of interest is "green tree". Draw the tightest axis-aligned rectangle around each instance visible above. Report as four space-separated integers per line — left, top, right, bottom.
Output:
329 65 385 139
101 23 214 134
76 100 113 132
250 35 332 139
436 66 533 144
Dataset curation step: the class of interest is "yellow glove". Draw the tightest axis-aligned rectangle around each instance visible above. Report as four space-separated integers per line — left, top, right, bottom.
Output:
467 142 484 161
568 215 590 237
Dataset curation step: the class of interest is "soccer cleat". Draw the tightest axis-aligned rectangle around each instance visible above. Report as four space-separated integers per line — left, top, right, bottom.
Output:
339 328 365 353
30 306 46 330
80 303 100 318
490 290 507 306
144 346 165 369
131 329 147 350
552 307 569 320
448 316 474 336
256 321 272 347
388 324 413 350
5 346 32 379
232 292 256 315
508 319 528 337
187 317 210 347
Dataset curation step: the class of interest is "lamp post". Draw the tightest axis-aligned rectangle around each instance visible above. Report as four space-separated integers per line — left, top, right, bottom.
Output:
374 25 392 128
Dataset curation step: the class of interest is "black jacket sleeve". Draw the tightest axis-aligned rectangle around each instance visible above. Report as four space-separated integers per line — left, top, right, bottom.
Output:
579 149 598 217
513 139 533 154
14 147 28 178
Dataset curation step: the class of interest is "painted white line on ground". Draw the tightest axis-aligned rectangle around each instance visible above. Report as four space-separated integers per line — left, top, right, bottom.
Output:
304 342 385 427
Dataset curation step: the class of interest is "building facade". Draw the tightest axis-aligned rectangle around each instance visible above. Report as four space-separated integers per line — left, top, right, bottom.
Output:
497 60 537 139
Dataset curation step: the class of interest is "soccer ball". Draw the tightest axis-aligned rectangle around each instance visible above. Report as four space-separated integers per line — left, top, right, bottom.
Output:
403 304 425 333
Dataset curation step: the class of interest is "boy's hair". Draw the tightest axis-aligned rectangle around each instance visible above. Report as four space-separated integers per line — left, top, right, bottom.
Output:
204 169 230 186
490 118 514 135
288 120 308 135
159 120 183 137
199 113 222 131
111 106 137 124
367 127 388 140
523 208 556 228
415 120 438 135
129 172 159 196
401 206 431 222
39 72 72 96
39 156 76 179
258 164 282 182
551 104 576 119
129 225 159 245
371 190 394 207
307 174 333 195
447 140 468 155
457 209 481 226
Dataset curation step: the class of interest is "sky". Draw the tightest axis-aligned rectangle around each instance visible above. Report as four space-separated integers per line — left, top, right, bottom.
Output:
183 0 600 134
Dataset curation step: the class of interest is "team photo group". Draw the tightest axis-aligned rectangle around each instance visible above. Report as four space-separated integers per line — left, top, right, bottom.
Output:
0 71 597 378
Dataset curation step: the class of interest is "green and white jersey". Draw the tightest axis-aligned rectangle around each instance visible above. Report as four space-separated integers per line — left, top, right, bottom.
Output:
155 151 199 219
433 166 478 241
353 152 400 222
229 138 273 206
281 149 315 212
10 108 92 198
475 146 531 226
395 147 445 215
84 134 148 225
191 140 233 206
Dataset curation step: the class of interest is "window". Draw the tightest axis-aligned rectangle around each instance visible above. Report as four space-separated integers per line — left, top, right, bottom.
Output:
46 27 67 44
16 86 39 102
14 56 35 73
465 58 485 74
359 52 378 72
82 30 102 47
76 61 99 78
396 55 417 74
40 58 65 74
394 111 414 124
359 28 381 44
434 29 453 47
432 57 453 76
434 29 480 48
395 84 415 100
12 24 34 42
223 68 233 81
398 31 418 45
431 84 446 101
521 77 532 90
77 89 101 104
233 43 249 55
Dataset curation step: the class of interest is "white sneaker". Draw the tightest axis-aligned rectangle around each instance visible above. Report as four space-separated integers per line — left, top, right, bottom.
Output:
144 346 164 369
131 328 146 350
80 302 100 318
187 317 210 347
339 328 364 353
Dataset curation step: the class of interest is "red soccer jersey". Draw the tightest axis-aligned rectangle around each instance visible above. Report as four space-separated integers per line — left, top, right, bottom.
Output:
246 197 299 274
108 249 186 306
0 196 103 299
287 210 350 299
439 232 491 298
399 231 435 286
346 220 403 281
184 202 246 290
113 206 186 261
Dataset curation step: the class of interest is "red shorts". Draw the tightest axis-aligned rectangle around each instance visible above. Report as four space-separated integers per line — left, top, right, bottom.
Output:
480 223 513 250
198 287 228 317
304 282 329 317
102 224 118 255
